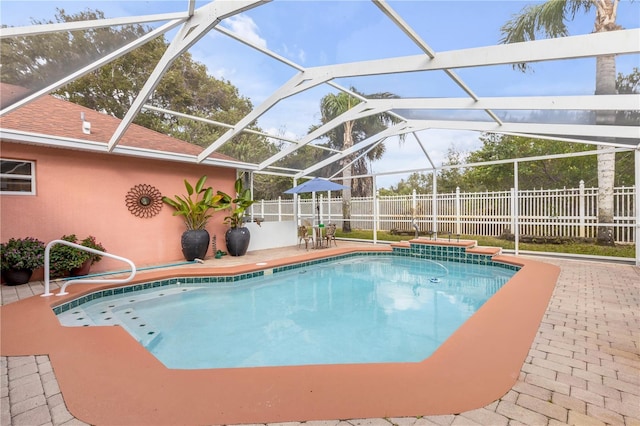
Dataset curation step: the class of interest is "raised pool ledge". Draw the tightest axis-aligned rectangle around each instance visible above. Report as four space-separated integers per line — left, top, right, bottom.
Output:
390 238 517 271
0 244 559 425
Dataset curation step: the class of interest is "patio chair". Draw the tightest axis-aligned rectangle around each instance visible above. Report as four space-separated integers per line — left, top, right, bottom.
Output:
298 225 314 249
324 223 337 247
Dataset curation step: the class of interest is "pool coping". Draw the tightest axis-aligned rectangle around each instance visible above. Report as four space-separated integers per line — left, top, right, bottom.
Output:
0 243 560 425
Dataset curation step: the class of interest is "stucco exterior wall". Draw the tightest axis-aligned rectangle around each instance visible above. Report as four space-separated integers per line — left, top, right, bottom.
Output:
1 142 237 278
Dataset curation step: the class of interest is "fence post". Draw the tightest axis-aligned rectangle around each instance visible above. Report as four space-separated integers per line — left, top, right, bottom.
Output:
513 161 520 255
412 189 417 223
455 186 461 235
635 149 640 266
319 194 324 224
277 196 282 221
328 191 332 224
510 187 516 239
579 180 585 238
260 199 264 221
431 173 437 237
373 176 378 244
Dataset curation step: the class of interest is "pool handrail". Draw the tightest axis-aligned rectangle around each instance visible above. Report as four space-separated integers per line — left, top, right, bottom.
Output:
42 239 136 297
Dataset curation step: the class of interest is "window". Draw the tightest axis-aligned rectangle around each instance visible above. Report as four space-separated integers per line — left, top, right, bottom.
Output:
0 159 35 195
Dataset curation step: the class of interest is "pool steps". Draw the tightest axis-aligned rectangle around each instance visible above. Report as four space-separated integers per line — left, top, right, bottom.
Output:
56 285 207 348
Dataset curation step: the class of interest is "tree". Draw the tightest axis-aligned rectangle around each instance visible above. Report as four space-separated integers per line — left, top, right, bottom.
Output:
461 134 596 191
614 67 639 187
616 66 640 126
1 9 145 89
438 147 467 193
500 0 622 245
2 8 271 168
379 172 432 196
316 89 402 232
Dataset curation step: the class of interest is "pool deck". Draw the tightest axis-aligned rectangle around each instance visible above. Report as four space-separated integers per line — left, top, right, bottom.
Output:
1 241 639 426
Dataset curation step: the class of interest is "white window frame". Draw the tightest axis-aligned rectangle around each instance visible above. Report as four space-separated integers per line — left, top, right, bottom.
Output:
0 159 36 195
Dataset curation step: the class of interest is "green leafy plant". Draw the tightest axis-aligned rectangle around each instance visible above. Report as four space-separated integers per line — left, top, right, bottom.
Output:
217 174 255 228
0 237 45 271
49 234 106 278
80 235 106 263
162 175 224 230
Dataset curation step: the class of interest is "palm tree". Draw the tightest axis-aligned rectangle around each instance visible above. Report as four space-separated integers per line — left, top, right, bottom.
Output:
500 0 621 245
318 88 402 232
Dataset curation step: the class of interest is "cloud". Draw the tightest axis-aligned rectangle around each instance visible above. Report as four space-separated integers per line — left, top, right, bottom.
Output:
280 43 306 64
264 127 298 143
222 14 267 50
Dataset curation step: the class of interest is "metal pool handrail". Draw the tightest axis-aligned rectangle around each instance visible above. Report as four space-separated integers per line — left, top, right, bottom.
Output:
42 240 136 297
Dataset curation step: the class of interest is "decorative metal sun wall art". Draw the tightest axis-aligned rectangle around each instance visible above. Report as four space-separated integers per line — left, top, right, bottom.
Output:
125 184 163 218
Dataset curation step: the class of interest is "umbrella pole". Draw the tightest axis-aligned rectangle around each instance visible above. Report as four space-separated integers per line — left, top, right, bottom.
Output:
312 192 318 225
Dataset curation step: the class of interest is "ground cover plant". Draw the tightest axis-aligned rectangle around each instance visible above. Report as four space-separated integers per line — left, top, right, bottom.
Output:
334 229 635 259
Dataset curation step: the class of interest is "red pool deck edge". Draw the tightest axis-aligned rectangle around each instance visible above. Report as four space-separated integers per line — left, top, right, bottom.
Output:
0 244 559 425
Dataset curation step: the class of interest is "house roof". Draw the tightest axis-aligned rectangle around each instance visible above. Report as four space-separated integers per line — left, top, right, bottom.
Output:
0 83 236 163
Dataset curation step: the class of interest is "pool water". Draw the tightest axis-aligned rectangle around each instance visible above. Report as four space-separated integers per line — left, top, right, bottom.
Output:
57 255 516 369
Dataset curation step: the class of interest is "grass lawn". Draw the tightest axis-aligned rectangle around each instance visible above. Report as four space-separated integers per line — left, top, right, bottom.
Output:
335 229 636 259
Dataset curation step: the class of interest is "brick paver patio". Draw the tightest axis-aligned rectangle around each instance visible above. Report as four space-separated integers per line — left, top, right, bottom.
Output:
1 254 638 426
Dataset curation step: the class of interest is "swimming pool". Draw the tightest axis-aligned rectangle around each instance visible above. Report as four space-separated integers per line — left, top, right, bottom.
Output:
56 254 516 369
5 243 559 425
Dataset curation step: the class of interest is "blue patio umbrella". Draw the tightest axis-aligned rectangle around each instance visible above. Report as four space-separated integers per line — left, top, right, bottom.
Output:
284 177 348 224
284 177 348 194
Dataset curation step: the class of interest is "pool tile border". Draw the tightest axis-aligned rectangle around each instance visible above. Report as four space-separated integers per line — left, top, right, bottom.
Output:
52 245 519 316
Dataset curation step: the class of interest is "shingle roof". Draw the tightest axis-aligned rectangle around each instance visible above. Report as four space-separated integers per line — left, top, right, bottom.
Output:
0 84 234 160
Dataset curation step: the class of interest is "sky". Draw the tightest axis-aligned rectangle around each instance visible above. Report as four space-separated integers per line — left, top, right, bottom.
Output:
1 0 639 188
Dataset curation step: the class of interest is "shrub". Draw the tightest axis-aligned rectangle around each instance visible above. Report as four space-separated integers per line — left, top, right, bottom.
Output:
0 237 46 271
49 234 106 278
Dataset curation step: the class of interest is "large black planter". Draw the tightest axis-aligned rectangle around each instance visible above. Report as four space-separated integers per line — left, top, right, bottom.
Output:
70 259 92 277
225 227 250 256
2 268 33 285
181 229 210 261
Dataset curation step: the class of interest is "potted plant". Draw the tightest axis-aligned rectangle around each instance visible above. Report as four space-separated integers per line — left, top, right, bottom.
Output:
217 174 255 256
162 175 223 261
0 237 46 285
49 234 106 278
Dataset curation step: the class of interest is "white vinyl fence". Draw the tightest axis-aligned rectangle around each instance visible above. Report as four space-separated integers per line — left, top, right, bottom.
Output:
251 181 636 243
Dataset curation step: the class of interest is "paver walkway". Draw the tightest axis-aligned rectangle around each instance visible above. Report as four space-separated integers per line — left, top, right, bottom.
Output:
1 253 638 426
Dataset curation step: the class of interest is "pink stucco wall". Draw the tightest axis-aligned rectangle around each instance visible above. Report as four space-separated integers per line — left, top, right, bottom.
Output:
1 142 237 279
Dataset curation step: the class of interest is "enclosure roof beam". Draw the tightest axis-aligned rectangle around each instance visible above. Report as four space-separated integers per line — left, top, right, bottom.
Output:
187 0 197 16
297 123 411 178
107 0 267 152
0 12 189 38
366 94 640 112
373 0 502 125
346 147 631 181
205 28 639 166
214 24 305 72
197 71 332 162
303 29 639 80
329 138 387 180
412 132 436 169
0 19 183 117
402 120 639 143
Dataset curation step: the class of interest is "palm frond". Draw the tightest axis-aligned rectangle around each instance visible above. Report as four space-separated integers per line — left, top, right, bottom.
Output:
499 0 594 72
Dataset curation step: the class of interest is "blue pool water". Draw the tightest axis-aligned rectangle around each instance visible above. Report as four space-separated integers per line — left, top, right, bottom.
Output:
57 255 516 369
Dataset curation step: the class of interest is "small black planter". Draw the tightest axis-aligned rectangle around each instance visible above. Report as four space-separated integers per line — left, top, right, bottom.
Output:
2 268 33 285
181 229 210 261
225 227 250 256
